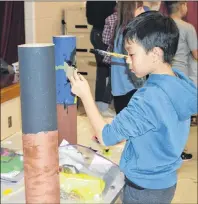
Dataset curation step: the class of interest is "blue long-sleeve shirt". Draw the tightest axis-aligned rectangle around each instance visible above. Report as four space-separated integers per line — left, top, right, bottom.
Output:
102 68 197 189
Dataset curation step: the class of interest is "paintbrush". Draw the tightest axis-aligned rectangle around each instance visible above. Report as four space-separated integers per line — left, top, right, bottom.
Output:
90 49 128 59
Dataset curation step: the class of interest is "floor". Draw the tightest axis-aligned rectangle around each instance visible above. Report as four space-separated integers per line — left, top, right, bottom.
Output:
1 116 197 203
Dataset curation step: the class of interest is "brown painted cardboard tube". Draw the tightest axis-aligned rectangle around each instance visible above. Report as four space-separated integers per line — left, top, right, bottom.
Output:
22 131 60 203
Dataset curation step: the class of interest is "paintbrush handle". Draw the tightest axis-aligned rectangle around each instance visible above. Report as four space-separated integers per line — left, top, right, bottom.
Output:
100 50 127 58
107 52 128 58
90 49 128 59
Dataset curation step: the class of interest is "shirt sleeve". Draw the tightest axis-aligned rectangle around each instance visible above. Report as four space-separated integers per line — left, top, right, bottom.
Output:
102 13 117 46
102 92 158 146
186 24 198 51
102 18 112 46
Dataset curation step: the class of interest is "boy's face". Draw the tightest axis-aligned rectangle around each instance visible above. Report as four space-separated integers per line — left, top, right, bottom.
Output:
125 40 155 78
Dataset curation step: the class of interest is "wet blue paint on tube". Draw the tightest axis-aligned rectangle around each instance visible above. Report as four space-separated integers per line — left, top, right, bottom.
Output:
53 35 77 105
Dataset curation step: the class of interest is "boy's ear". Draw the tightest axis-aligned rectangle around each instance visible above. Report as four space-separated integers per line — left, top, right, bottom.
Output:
151 47 164 62
153 47 163 57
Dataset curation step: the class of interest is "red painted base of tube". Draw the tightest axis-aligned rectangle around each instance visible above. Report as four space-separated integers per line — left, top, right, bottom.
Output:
57 104 77 145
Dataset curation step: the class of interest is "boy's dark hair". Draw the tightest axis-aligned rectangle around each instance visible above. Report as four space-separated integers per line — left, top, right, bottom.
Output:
123 11 179 64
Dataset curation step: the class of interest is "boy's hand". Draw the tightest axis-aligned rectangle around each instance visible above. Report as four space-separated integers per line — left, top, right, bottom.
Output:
126 56 133 69
126 56 132 65
68 70 91 99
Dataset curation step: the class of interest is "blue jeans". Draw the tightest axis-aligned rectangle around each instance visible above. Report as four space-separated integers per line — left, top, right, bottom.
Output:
122 184 176 204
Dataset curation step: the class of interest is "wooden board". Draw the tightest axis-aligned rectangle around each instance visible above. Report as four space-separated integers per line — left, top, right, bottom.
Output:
1 83 20 104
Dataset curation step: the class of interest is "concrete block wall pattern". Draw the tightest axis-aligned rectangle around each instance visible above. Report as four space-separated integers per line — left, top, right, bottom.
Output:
53 36 77 145
18 44 60 203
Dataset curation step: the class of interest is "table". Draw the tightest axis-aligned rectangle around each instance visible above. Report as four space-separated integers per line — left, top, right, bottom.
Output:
1 129 125 204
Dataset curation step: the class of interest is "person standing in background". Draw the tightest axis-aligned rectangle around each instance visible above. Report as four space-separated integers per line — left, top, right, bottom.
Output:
102 1 162 77
102 4 118 65
108 1 161 114
165 1 197 83
165 1 198 161
110 1 143 114
143 1 161 11
86 1 116 117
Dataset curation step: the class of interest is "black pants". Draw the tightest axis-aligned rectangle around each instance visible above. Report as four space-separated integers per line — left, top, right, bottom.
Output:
114 89 137 114
90 28 112 104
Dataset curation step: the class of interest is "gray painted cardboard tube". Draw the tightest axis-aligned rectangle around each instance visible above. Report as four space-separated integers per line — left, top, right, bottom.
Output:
18 44 57 134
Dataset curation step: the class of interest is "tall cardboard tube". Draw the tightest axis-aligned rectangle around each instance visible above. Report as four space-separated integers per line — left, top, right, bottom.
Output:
18 43 60 203
53 36 77 145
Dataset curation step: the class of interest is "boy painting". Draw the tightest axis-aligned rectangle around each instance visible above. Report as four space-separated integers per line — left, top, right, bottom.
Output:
69 11 197 203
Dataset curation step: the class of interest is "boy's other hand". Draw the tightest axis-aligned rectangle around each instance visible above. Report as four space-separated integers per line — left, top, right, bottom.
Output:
68 70 91 99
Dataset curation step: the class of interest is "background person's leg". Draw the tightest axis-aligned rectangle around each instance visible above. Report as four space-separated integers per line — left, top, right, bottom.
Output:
90 28 113 116
114 89 137 114
95 64 110 103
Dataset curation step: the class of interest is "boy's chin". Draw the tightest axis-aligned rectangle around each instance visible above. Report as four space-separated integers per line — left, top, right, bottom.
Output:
133 72 145 78
130 69 146 78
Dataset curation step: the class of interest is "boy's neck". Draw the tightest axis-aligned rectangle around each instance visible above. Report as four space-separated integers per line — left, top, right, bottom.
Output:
151 63 176 77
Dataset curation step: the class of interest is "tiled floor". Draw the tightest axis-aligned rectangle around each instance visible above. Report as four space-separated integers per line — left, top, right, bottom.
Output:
1 116 197 203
